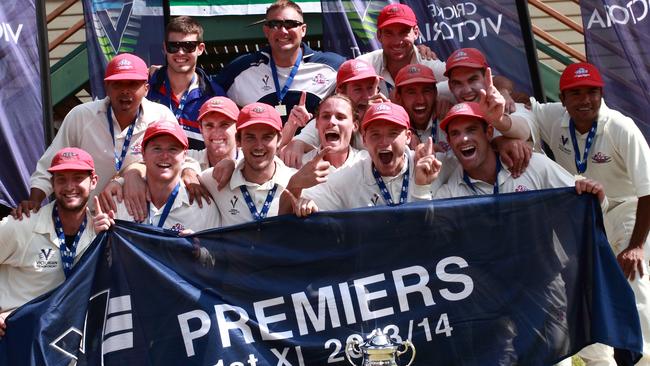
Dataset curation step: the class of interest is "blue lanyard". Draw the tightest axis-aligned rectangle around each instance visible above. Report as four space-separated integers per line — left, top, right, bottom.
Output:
240 184 278 221
569 119 597 174
107 105 138 171
148 182 181 228
52 205 87 278
371 157 410 206
270 49 302 104
165 73 196 120
463 155 502 194
431 118 438 143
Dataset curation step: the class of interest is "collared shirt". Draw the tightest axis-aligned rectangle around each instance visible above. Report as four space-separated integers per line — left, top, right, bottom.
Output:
30 97 176 203
303 150 432 211
356 46 450 98
217 43 344 123
530 99 650 207
200 156 296 227
435 153 575 198
0 202 95 313
114 182 220 232
301 146 364 172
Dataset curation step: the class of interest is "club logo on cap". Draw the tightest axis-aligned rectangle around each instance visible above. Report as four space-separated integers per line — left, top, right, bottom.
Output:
452 103 469 112
353 62 369 71
452 50 468 61
211 99 222 106
61 151 79 160
253 106 266 113
388 6 400 14
375 103 391 112
117 58 133 69
574 67 590 78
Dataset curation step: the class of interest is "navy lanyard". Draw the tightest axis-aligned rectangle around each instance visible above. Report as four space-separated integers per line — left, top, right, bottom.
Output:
165 74 196 120
371 157 410 206
52 205 87 278
107 105 138 171
431 118 438 143
270 49 302 104
569 119 597 174
463 155 502 195
148 182 181 228
240 184 278 221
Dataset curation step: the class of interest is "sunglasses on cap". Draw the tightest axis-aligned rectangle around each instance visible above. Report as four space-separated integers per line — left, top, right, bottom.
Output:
166 41 199 53
264 19 304 30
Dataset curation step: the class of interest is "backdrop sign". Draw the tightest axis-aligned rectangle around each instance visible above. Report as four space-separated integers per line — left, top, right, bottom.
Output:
322 0 534 95
0 189 642 365
0 0 46 208
82 0 165 98
169 0 322 16
580 0 650 142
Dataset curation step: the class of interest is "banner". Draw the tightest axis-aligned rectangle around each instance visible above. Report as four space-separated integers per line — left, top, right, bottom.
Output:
580 0 650 142
170 0 322 16
0 1 46 208
0 189 642 365
322 0 534 95
82 0 165 99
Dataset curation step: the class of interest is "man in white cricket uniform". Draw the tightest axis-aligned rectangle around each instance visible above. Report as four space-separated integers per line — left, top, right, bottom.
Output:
0 148 99 336
530 62 650 366
96 120 220 233
200 103 295 226
16 53 176 218
356 3 448 97
283 102 441 214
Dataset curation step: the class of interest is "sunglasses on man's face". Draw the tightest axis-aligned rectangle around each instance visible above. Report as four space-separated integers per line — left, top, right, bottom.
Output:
166 41 199 53
264 19 304 30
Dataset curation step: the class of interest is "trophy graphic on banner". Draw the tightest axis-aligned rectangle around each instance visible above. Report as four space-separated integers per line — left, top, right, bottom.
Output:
345 328 416 366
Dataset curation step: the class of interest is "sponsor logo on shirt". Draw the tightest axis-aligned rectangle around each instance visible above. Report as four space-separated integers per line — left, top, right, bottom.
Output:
261 75 272 91
36 248 58 269
591 152 612 164
514 185 529 192
130 143 142 155
312 73 327 85
169 223 185 233
438 141 451 152
557 141 572 155
229 195 240 215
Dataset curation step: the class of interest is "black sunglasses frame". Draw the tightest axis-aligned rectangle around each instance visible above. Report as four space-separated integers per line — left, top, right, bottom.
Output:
165 41 199 53
264 19 304 30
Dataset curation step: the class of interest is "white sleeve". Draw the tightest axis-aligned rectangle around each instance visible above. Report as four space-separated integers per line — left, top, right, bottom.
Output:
530 99 565 144
293 118 319 147
608 115 650 197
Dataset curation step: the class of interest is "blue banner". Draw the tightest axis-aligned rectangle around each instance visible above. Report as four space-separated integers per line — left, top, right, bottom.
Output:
0 189 642 365
82 0 165 99
0 1 46 208
321 0 534 95
580 0 650 142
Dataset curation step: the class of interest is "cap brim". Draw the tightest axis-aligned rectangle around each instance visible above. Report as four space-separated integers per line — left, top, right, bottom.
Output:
339 74 382 85
440 113 487 132
47 164 94 173
198 109 239 123
378 18 417 29
104 73 148 81
560 80 604 91
144 131 189 149
396 77 437 88
237 119 282 132
361 117 409 130
443 62 486 77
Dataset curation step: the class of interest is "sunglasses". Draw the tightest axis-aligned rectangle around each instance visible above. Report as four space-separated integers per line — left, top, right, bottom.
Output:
165 41 199 53
264 19 304 30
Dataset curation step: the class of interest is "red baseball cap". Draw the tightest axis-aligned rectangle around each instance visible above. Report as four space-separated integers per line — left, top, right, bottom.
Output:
337 59 380 86
440 102 487 132
559 62 604 91
377 4 417 29
142 120 189 149
198 97 240 123
444 48 489 77
237 103 282 132
395 64 437 87
361 102 410 130
104 53 148 81
48 147 95 173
